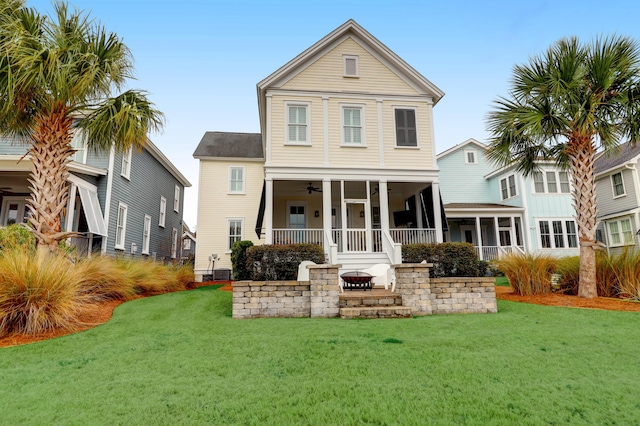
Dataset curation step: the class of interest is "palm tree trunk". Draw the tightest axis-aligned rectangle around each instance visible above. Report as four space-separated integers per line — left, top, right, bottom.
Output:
567 135 598 298
27 109 75 252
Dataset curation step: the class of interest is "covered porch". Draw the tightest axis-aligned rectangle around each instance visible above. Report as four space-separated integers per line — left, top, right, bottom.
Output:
259 175 446 264
443 203 526 261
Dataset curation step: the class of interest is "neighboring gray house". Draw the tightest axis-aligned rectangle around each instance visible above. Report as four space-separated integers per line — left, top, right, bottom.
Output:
594 142 640 254
0 133 191 261
181 221 196 261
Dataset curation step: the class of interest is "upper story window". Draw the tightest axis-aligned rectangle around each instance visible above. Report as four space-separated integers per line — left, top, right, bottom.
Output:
229 166 245 193
341 105 364 146
500 174 517 200
343 55 359 77
70 129 87 163
174 185 180 212
607 217 634 246
159 196 166 227
286 102 310 144
465 150 477 164
121 147 132 180
611 172 626 197
395 108 417 147
533 170 570 194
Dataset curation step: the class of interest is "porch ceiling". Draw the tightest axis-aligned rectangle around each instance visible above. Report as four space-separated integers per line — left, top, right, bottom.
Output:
0 171 31 194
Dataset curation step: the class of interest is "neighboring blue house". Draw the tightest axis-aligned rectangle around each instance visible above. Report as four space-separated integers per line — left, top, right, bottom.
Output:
437 138 579 260
0 133 191 261
594 142 640 255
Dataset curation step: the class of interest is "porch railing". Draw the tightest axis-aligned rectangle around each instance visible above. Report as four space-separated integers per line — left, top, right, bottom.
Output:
272 229 323 246
475 246 526 261
390 228 437 245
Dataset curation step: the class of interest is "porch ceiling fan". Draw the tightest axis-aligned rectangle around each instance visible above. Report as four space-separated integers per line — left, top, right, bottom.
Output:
305 182 322 194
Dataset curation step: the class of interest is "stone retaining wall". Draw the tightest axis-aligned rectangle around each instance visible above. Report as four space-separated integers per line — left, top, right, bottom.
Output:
430 277 497 314
394 264 433 316
232 265 340 319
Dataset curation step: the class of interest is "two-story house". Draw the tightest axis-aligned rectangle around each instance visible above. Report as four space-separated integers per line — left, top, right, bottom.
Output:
438 138 580 260
594 142 640 254
0 133 191 261
193 20 447 280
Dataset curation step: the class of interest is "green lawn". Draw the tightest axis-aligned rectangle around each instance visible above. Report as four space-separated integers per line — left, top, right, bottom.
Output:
1 285 640 425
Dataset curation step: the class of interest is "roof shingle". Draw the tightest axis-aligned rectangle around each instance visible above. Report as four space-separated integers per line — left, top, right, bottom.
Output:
193 132 263 159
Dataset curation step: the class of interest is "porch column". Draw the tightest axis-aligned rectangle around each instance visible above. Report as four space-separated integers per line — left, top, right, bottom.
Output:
494 217 500 249
322 179 331 235
509 216 516 249
475 216 483 260
415 189 423 228
265 178 273 244
66 184 77 233
432 182 443 242
379 180 390 234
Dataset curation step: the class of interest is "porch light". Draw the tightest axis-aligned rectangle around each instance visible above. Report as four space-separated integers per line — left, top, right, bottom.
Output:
314 210 320 217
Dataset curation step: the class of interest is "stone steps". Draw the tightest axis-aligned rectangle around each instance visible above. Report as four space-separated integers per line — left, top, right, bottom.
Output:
340 306 413 319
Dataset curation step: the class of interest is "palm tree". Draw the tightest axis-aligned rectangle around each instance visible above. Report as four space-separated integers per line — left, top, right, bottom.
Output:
0 0 163 251
486 36 640 298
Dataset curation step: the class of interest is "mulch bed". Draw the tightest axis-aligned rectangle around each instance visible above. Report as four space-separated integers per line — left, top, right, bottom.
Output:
2 282 638 348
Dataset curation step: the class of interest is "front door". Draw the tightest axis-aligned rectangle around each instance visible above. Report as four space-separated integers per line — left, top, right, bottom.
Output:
460 225 477 245
344 200 369 252
286 202 306 244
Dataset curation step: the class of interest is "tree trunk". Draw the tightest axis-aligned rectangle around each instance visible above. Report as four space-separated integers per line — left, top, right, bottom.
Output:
27 108 75 252
567 135 598 299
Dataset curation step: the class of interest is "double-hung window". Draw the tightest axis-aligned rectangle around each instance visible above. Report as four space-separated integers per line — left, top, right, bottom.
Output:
286 103 309 144
538 219 578 249
500 175 517 200
533 170 571 193
171 228 178 259
395 108 417 147
611 172 625 197
607 217 634 246
227 219 243 251
121 148 132 179
174 185 180 213
342 105 364 145
229 166 245 193
115 203 128 250
159 196 166 227
142 215 151 255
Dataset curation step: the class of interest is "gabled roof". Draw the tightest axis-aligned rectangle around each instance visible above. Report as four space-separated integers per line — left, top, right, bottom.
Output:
436 138 487 160
594 142 640 175
256 19 445 140
193 132 263 160
145 140 191 187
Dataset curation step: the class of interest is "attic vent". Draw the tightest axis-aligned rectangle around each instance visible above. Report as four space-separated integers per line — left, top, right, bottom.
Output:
343 55 358 77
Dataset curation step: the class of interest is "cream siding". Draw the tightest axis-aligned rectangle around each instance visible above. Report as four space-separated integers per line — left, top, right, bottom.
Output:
281 37 419 96
327 97 378 167
381 102 433 168
194 160 264 274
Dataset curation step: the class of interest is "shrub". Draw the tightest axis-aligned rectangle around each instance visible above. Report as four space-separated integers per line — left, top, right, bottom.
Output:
402 242 479 278
610 249 640 299
477 260 489 277
0 224 35 252
231 240 254 280
493 253 557 296
555 253 626 298
247 244 325 281
555 256 580 295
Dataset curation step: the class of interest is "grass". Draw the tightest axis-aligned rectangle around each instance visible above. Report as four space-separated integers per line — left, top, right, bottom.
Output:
1 287 640 424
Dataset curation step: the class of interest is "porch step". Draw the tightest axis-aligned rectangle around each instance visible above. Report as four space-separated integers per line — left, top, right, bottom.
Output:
339 289 402 308
340 306 413 319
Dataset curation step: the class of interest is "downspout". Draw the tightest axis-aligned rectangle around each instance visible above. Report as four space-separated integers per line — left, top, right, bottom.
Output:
101 145 116 254
518 175 533 252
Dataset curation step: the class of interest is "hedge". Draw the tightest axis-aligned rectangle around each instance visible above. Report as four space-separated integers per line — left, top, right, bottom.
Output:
247 244 325 281
231 240 254 280
402 242 480 278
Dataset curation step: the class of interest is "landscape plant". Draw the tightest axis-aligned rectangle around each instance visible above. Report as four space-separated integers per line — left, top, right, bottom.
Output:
230 240 254 280
402 242 479 277
486 35 640 298
493 253 557 296
0 0 162 251
247 243 325 280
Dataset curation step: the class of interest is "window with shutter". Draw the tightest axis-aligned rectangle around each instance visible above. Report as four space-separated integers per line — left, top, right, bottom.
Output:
395 109 417 147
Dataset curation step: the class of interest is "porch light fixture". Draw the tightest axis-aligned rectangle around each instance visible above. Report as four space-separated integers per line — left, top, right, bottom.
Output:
359 211 365 218
314 210 320 217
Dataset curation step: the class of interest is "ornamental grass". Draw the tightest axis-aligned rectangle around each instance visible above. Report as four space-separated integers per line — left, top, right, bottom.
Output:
493 253 557 296
0 247 194 336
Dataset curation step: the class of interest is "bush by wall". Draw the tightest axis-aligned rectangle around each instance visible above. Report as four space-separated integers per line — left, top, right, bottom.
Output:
493 253 557 296
402 242 479 278
0 224 35 252
247 244 325 281
231 240 254 280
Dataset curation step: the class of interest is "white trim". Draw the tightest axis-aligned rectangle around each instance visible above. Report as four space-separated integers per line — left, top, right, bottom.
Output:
144 140 191 187
610 171 626 198
228 166 246 194
266 88 431 103
265 94 272 166
536 218 579 249
464 149 478 164
115 202 128 250
393 106 419 148
142 214 151 255
532 169 571 194
500 174 517 200
226 217 244 252
159 196 167 227
377 99 384 167
343 54 359 77
171 227 178 259
436 138 487 160
101 145 116 254
340 103 366 147
67 174 98 191
174 185 180 213
605 216 635 247
323 96 329 166
284 101 311 145
285 201 308 228
120 147 132 180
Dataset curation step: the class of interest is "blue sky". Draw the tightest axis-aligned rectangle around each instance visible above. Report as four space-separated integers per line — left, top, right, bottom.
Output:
27 0 640 229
